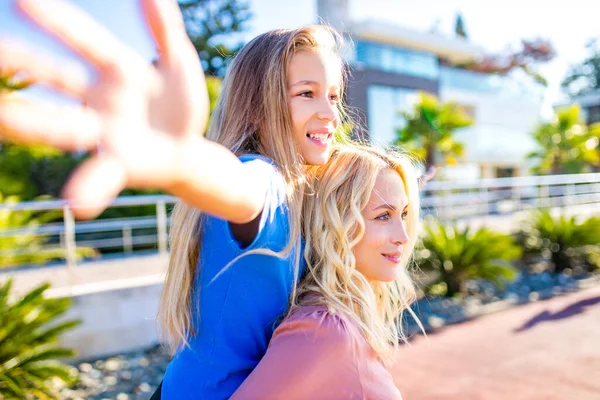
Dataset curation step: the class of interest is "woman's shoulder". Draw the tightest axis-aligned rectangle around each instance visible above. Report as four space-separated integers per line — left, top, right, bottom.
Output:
266 303 360 375
277 302 360 344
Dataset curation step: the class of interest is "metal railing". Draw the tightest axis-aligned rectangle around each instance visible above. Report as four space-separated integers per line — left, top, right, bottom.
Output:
0 195 176 270
421 172 600 220
1 173 599 270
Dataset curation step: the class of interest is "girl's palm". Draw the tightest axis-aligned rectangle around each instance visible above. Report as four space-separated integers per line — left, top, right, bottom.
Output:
0 0 209 218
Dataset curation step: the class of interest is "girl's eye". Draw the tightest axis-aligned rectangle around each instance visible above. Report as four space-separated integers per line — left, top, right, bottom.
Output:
401 210 408 220
299 91 313 98
329 94 340 102
375 212 390 221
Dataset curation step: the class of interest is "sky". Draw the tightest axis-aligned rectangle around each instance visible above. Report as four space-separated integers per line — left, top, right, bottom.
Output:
346 0 599 115
0 0 598 118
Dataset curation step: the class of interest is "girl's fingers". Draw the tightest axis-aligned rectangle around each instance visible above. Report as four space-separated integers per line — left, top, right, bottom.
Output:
16 0 146 76
0 97 102 150
0 40 89 97
141 0 192 65
62 154 127 220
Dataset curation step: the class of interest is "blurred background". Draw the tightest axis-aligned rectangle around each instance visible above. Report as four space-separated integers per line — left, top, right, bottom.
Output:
0 1 599 399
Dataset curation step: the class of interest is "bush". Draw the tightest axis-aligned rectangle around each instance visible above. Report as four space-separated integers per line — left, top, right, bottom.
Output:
0 279 80 399
517 210 600 275
416 218 521 297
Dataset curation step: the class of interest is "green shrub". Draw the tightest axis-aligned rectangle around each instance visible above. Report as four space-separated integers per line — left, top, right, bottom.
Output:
0 279 80 399
517 210 600 275
416 218 521 297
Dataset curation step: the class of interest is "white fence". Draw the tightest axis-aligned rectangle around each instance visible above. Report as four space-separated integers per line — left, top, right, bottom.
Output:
1 173 599 270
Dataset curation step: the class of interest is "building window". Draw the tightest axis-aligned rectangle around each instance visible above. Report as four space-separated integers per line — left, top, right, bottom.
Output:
496 167 515 178
439 67 544 98
587 105 600 124
355 41 439 80
367 85 420 145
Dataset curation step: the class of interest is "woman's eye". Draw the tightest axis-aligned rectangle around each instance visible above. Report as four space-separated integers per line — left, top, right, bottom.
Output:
401 210 408 220
329 94 339 102
299 91 313 98
375 212 390 221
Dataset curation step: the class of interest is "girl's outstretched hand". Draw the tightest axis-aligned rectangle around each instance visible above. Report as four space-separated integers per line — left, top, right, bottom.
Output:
0 0 209 218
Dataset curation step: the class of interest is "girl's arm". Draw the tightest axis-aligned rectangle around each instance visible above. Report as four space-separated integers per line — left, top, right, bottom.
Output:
0 0 268 222
167 135 270 224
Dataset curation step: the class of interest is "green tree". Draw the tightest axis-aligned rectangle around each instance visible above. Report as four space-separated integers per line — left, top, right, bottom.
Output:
417 219 521 297
562 38 600 97
178 0 252 76
1 72 82 201
454 13 468 39
527 105 600 174
396 92 473 170
0 279 80 399
206 75 222 115
0 143 81 201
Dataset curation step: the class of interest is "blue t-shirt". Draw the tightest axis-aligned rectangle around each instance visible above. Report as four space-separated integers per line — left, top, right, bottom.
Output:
162 155 305 399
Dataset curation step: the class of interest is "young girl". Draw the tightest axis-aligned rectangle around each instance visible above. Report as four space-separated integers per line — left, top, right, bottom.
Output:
0 0 351 398
231 144 423 399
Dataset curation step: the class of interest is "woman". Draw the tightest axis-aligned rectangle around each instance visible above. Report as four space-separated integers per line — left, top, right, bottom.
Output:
232 144 424 399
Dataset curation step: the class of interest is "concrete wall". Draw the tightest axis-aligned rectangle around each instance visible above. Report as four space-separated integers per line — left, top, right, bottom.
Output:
52 277 164 361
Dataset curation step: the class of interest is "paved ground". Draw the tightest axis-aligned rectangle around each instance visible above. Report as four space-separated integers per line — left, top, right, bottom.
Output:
391 285 600 400
3 247 600 399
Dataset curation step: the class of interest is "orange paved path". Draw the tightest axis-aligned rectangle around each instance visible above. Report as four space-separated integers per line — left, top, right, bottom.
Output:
391 285 600 400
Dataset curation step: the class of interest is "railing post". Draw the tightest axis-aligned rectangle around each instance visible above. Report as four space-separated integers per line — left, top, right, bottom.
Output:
511 182 520 212
540 184 550 208
479 186 488 216
441 186 451 222
156 201 168 255
63 205 77 270
485 187 492 220
122 226 133 254
565 183 575 208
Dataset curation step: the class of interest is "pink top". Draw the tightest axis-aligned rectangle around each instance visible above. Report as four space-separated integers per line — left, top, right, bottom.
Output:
231 304 403 400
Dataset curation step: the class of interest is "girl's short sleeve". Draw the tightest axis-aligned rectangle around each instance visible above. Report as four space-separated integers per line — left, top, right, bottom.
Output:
235 154 290 251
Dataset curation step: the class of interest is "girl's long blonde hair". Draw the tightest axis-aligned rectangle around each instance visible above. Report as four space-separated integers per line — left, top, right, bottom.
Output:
158 26 350 354
296 143 423 363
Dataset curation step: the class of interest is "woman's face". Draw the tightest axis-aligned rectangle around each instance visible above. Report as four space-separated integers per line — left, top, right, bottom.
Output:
353 168 410 283
287 50 341 165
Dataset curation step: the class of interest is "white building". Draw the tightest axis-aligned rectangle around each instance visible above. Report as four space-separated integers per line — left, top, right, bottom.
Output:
246 0 546 178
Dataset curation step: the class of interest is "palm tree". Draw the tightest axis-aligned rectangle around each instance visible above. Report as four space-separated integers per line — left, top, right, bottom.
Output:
396 92 473 170
0 279 80 399
417 218 521 297
527 105 600 174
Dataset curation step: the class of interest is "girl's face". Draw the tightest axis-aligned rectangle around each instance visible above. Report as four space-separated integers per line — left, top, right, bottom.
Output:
353 169 410 283
287 50 341 165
